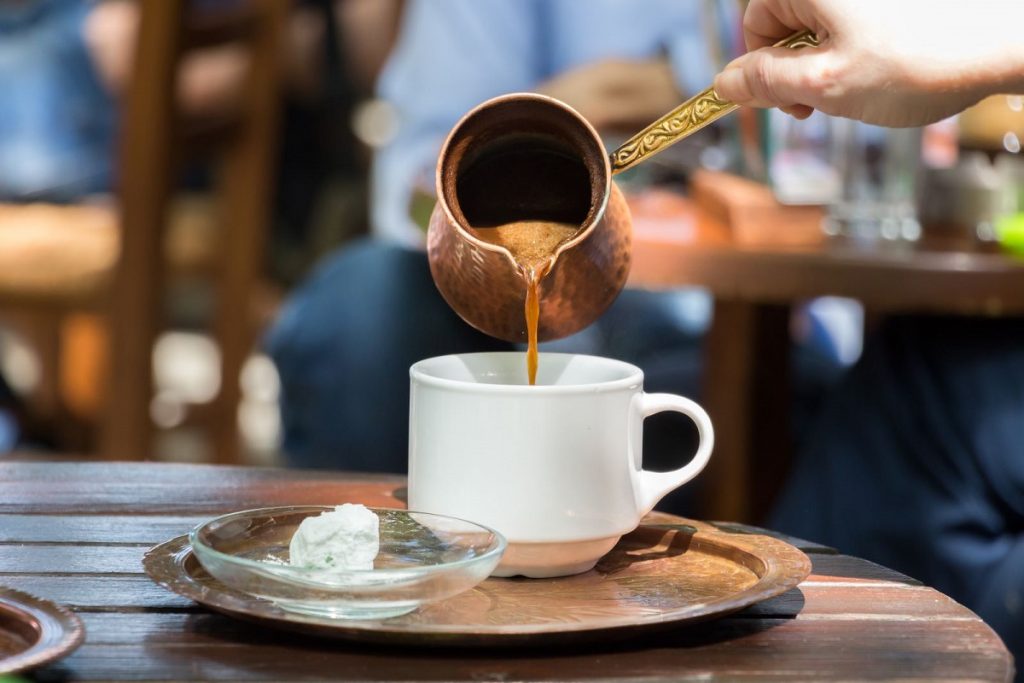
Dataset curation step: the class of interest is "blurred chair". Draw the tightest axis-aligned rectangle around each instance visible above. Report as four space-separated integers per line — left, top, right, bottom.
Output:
103 0 287 462
0 203 119 448
0 0 287 462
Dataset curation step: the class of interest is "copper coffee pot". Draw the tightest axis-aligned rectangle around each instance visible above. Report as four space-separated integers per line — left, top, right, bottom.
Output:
428 32 819 343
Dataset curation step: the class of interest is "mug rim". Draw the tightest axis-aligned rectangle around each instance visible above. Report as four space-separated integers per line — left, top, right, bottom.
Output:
433 92 612 262
409 352 643 395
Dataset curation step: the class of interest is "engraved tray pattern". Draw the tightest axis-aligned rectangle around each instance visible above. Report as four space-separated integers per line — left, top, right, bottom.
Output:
144 513 810 646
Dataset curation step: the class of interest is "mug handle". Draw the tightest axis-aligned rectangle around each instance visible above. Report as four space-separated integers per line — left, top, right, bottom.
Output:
633 393 715 516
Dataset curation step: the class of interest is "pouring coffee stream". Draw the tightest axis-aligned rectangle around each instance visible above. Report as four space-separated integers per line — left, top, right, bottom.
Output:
473 221 579 384
428 31 820 384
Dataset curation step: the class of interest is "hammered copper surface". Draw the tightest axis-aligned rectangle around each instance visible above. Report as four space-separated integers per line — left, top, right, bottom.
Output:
0 586 85 674
143 514 810 646
428 93 632 343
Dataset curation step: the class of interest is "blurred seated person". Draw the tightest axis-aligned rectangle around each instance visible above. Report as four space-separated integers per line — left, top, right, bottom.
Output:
268 0 845 481
0 0 377 201
88 0 403 281
772 316 1024 661
0 0 120 450
0 0 267 202
0 0 115 201
712 0 1024 662
0 0 393 450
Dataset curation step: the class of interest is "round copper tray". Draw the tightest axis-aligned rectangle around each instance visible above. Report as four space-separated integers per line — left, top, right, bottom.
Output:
0 586 85 674
144 514 810 646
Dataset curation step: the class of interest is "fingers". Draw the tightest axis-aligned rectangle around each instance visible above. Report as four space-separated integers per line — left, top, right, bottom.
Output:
714 47 834 111
743 0 803 51
780 104 814 119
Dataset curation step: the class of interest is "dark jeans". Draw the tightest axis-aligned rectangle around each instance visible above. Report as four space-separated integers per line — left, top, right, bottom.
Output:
771 315 1024 666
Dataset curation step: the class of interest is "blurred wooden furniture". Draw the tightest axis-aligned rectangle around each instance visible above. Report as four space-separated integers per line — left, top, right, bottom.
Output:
0 460 1013 681
628 187 1024 524
0 1 287 461
0 204 117 447
0 199 224 446
0 2 286 462
104 0 287 463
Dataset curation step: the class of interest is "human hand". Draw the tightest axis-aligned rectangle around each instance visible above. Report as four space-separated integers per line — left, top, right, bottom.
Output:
713 0 1024 127
537 59 682 131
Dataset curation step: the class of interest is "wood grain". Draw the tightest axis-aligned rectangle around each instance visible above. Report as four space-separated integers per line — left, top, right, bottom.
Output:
0 462 1013 682
0 576 195 610
98 0 182 461
0 546 147 575
630 232 1024 315
0 462 404 514
36 619 1013 682
0 515 208 544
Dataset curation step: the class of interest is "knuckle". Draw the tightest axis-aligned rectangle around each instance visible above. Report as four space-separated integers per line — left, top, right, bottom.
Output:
750 54 778 102
742 11 758 34
815 58 849 102
802 64 830 92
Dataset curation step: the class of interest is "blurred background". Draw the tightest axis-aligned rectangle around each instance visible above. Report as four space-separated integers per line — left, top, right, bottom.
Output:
0 0 1020 491
0 0 405 464
2 0 1024 665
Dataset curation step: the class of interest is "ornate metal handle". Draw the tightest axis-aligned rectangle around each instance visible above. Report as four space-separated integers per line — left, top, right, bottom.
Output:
609 30 821 174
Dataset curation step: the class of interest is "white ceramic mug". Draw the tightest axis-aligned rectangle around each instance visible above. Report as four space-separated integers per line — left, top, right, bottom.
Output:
408 352 714 578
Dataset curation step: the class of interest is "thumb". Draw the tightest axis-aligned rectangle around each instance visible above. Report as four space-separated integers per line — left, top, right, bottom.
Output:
714 47 833 110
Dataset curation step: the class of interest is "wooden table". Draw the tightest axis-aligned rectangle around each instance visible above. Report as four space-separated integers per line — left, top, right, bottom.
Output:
0 461 1013 681
629 194 1024 524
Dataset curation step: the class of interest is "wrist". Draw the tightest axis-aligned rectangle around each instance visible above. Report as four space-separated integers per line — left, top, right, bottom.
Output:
975 21 1024 95
933 44 1024 107
1002 44 1024 94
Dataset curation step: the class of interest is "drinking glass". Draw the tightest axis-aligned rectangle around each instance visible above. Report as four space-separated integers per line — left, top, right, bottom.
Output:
823 119 923 244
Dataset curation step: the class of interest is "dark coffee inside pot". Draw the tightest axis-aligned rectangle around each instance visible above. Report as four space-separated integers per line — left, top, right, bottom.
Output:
441 98 607 230
458 138 592 384
438 98 611 384
456 138 591 228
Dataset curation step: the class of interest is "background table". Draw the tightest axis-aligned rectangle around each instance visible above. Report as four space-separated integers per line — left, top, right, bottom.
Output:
0 461 1013 681
629 194 1024 523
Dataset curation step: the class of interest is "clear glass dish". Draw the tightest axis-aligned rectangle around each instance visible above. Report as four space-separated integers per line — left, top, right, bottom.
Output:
189 506 505 620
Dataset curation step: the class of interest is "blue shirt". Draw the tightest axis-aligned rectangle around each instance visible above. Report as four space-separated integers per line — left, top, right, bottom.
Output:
372 0 737 244
0 0 116 201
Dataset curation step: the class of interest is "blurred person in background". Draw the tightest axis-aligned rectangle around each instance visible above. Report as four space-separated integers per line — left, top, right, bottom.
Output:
713 0 1024 663
266 0 741 478
0 0 398 248
0 0 120 451
0 0 273 202
0 0 115 201
268 0 850 511
0 0 400 450
86 0 404 281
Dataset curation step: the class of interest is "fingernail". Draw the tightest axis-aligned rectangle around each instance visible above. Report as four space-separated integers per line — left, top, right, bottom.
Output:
781 104 814 120
714 64 750 102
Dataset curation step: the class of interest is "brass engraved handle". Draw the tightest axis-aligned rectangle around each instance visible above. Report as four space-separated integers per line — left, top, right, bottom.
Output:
610 30 821 174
